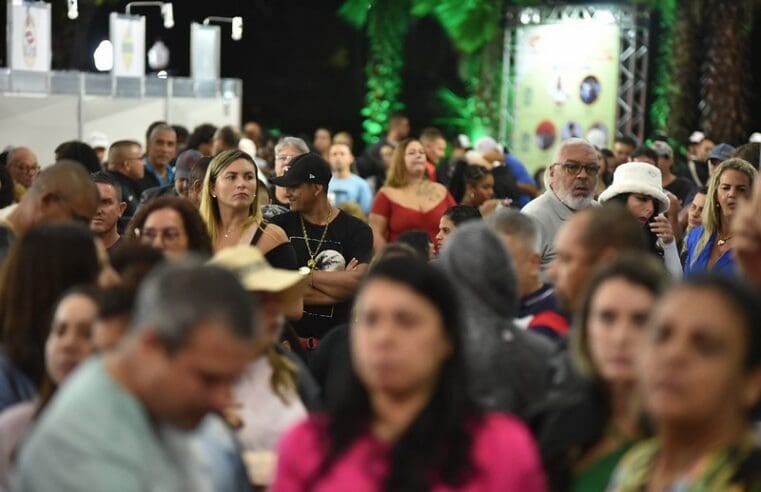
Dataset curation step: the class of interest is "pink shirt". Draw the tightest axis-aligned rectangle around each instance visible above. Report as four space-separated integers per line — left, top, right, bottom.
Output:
271 412 547 492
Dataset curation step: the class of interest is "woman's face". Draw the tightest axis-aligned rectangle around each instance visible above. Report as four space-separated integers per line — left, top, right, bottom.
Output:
46 294 97 384
626 193 656 224
587 278 654 385
641 287 760 428
352 278 452 397
716 169 751 220
467 173 495 207
403 141 427 179
141 207 190 261
213 159 257 212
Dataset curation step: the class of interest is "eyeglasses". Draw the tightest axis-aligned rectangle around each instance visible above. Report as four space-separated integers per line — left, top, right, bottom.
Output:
555 162 600 176
136 227 183 244
276 154 296 163
11 163 39 174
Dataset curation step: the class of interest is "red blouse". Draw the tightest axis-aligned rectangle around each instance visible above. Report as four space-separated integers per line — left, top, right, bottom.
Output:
371 189 456 243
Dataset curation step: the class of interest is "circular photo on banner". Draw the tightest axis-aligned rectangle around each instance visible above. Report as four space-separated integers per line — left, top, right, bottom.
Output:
535 121 556 150
580 75 602 105
586 123 609 148
562 121 583 140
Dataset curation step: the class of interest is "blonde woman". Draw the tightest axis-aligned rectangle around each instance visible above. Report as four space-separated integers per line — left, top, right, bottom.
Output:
369 139 455 250
684 158 757 276
199 149 297 270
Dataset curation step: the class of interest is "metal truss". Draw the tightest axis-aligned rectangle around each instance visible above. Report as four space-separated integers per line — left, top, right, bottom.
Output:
499 4 651 144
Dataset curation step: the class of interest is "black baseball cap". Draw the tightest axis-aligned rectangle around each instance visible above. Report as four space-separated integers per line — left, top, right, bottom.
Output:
270 153 331 187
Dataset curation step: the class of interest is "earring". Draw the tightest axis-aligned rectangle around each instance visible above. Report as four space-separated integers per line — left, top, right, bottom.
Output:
211 193 217 198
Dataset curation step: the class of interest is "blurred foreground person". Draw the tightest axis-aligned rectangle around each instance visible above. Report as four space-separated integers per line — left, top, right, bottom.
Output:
609 275 761 490
272 257 546 491
14 264 261 491
538 254 668 491
0 287 98 488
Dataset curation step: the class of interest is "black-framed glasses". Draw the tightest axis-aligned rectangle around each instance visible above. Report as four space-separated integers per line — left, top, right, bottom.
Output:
555 162 600 176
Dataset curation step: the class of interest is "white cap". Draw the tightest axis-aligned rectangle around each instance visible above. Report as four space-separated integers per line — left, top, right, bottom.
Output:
474 136 503 155
88 131 109 150
586 128 607 149
689 131 705 144
749 132 761 144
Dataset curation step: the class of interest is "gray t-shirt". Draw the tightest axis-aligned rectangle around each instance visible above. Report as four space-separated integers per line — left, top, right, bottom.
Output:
522 190 598 272
14 357 205 492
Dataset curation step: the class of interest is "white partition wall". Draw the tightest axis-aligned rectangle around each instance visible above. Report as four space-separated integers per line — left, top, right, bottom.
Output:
0 94 79 164
0 69 242 167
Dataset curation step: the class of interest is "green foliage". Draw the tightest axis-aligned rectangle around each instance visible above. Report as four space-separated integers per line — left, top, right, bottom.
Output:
648 0 677 133
337 0 370 29
339 0 410 144
433 88 491 141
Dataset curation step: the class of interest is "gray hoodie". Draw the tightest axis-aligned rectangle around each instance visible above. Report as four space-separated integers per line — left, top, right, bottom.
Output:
438 221 556 418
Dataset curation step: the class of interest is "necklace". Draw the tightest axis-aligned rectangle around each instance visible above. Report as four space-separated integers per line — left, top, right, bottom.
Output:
717 234 734 247
300 208 333 269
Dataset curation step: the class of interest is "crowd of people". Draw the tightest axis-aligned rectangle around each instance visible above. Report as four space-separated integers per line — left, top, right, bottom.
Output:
0 116 761 491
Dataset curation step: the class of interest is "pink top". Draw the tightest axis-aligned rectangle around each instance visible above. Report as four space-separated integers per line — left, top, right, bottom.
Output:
371 190 456 243
271 413 547 492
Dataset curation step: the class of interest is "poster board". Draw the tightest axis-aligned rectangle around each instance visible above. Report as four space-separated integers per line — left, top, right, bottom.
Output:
110 12 145 77
511 20 620 170
7 1 51 72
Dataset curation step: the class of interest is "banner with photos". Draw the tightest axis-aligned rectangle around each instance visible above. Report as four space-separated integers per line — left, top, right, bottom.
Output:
511 20 621 171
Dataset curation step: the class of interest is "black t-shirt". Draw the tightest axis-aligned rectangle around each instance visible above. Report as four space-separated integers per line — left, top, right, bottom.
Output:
665 177 697 206
271 210 373 338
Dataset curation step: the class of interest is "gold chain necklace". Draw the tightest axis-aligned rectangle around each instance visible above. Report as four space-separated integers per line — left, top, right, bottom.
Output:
300 208 332 269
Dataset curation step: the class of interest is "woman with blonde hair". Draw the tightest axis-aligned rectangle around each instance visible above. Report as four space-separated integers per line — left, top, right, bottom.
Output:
199 149 297 270
684 158 757 276
369 139 455 250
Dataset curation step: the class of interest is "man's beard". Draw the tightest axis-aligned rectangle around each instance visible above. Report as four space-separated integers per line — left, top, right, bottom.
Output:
556 188 594 210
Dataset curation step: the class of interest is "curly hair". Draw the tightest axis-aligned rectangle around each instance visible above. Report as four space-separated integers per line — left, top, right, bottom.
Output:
126 196 213 257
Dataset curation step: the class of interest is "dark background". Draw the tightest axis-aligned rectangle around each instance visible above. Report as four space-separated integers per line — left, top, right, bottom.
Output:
1 1 759 148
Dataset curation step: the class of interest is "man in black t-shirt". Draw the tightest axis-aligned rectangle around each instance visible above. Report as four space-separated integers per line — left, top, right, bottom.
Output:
271 153 373 349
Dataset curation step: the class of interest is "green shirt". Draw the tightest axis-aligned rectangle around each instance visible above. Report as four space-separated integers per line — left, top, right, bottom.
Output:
14 357 205 492
572 444 631 492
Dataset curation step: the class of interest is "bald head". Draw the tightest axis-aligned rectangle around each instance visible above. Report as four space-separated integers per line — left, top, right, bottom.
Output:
7 147 39 188
23 161 99 228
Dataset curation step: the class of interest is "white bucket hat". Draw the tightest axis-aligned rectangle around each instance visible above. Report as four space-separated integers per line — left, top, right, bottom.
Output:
598 161 670 214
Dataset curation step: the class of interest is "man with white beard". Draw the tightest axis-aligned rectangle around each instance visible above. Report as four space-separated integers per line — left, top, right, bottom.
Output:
522 138 600 272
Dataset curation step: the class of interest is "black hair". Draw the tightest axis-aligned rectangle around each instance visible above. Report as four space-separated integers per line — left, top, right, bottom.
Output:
55 141 102 173
316 257 480 491
600 148 614 158
448 159 492 203
145 121 167 143
97 285 136 320
679 275 761 370
631 146 659 163
396 230 431 260
187 124 218 151
608 194 661 257
190 156 213 185
91 171 122 202
442 205 481 226
615 135 638 148
0 161 15 208
172 125 189 143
